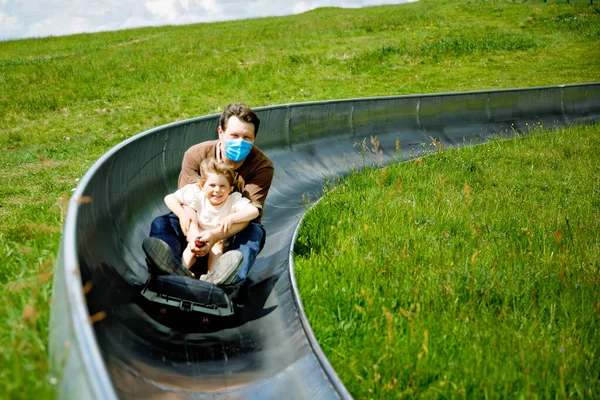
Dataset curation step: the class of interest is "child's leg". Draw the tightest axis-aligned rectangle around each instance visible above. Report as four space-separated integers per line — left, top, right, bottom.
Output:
182 245 197 270
207 241 225 272
186 222 202 245
181 222 202 270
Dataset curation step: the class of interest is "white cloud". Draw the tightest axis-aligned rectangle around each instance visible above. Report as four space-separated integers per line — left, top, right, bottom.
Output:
180 0 190 12
144 0 178 22
0 12 20 34
293 2 314 15
0 0 415 41
200 0 223 17
27 16 93 38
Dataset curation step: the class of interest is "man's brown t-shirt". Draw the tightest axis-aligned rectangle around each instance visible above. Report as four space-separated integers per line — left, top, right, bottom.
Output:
178 140 274 223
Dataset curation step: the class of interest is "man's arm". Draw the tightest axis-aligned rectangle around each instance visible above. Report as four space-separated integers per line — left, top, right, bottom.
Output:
219 204 260 234
191 219 249 258
178 149 201 189
243 163 274 218
182 200 252 257
164 194 194 235
179 142 217 188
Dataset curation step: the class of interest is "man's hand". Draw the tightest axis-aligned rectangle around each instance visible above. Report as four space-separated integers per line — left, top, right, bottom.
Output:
190 221 250 257
218 216 234 235
190 230 217 257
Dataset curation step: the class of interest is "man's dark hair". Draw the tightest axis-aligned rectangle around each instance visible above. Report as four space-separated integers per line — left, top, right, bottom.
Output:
219 103 261 136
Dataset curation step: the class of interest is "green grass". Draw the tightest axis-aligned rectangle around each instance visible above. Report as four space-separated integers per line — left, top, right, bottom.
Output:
0 0 599 398
294 123 600 398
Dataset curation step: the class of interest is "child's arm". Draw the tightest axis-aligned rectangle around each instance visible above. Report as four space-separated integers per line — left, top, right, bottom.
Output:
164 193 194 235
218 203 259 235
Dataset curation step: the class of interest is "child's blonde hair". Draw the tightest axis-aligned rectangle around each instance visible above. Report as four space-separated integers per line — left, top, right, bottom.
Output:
198 157 236 187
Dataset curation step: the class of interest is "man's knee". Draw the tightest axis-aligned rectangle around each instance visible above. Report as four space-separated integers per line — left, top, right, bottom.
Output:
150 214 168 235
244 222 266 250
150 212 180 237
230 222 265 253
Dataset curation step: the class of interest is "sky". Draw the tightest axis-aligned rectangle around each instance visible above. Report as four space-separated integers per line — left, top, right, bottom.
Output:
0 0 415 41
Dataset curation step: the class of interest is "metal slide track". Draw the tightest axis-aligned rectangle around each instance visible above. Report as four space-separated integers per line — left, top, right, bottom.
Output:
49 83 600 399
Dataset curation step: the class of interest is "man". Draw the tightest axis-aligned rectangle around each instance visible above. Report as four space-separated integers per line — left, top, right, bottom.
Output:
143 103 274 286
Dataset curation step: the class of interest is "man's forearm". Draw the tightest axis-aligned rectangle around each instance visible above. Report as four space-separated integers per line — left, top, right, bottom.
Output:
210 221 249 242
182 204 196 220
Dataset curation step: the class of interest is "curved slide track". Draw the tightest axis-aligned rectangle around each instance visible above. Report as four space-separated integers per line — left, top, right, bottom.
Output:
49 83 600 399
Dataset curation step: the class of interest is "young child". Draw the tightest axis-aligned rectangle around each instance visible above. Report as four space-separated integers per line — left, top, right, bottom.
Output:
164 157 259 285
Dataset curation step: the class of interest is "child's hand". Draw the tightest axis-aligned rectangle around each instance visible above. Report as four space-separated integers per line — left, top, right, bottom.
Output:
191 231 214 257
194 237 207 248
219 216 234 235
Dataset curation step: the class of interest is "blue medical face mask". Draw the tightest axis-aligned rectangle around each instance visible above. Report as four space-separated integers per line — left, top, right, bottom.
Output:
224 138 253 162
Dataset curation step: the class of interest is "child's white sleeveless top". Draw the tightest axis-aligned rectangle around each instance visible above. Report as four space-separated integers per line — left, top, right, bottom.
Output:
173 184 250 230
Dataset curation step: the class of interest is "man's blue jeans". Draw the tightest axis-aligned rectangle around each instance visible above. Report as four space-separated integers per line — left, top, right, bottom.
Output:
149 212 265 281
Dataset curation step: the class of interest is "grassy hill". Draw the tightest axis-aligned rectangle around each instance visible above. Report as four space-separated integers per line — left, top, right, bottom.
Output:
0 0 598 398
295 123 600 398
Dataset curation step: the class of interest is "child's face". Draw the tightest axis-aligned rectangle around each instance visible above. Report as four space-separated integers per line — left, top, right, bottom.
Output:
201 172 232 206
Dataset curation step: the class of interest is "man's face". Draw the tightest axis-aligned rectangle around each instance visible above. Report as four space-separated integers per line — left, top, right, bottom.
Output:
218 116 256 144
218 116 256 165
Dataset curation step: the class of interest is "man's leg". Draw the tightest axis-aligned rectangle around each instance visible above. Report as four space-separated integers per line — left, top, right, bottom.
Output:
149 212 186 266
141 212 190 278
228 222 266 281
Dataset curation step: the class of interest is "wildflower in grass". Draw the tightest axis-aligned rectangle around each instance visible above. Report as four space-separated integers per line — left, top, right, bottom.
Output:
463 183 473 205
382 306 394 344
21 304 36 325
470 250 480 267
554 229 563 244
521 227 534 238
74 195 93 204
418 329 429 360
429 135 443 153
89 311 107 324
